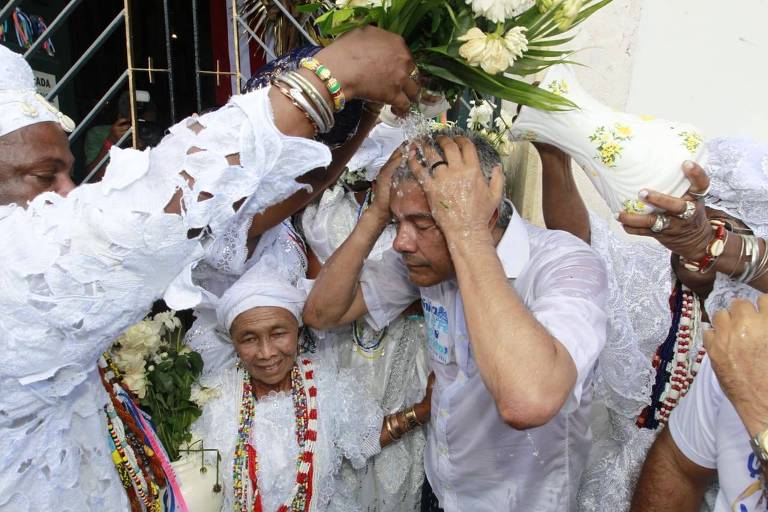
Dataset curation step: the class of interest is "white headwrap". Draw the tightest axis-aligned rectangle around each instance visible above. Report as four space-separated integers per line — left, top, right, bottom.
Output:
0 45 75 138
215 221 310 332
346 123 406 181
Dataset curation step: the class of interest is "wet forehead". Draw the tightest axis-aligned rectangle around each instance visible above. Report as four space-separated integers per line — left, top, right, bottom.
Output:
390 180 432 221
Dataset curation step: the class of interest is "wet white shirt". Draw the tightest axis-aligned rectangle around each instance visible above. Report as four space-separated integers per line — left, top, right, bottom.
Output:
360 211 608 511
670 356 766 512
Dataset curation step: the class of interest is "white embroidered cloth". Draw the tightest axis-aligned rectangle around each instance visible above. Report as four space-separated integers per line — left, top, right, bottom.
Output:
0 87 330 511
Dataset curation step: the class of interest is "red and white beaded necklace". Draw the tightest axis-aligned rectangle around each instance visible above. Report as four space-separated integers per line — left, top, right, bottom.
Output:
233 359 318 512
655 287 706 424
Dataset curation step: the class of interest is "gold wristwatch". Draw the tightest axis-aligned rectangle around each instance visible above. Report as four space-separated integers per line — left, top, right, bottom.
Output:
750 429 768 464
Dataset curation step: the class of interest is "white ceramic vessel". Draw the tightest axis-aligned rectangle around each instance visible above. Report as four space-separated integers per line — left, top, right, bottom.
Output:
164 455 223 512
510 64 707 214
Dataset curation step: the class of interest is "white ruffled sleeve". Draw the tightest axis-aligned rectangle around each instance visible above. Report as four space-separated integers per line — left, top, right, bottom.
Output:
0 87 330 512
319 366 383 469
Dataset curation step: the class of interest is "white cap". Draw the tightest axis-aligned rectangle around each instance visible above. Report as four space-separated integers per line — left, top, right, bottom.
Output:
0 45 75 138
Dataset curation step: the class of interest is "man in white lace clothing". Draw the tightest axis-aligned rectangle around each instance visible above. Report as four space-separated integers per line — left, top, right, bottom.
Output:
0 31 420 512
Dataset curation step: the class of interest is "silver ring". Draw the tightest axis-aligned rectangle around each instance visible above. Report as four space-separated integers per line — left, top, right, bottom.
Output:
650 214 671 233
677 200 696 221
689 184 711 199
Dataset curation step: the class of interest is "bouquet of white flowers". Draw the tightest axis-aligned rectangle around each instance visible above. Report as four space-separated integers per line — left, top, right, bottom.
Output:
309 0 612 110
110 311 218 461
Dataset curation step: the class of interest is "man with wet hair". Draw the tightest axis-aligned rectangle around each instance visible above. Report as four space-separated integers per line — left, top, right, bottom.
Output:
304 129 609 511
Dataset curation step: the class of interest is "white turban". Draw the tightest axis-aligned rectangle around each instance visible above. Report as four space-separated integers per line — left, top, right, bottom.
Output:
215 221 310 332
346 123 406 181
0 45 75 138
215 270 308 332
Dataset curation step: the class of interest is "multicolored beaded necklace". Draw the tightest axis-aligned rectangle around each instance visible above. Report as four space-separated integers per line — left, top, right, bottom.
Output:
233 359 318 512
99 355 163 512
636 282 706 429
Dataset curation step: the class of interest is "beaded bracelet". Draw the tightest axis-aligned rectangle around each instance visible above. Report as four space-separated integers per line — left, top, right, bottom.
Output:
300 57 346 112
682 220 727 273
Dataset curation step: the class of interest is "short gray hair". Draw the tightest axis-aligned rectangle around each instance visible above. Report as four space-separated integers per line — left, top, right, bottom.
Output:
393 127 512 229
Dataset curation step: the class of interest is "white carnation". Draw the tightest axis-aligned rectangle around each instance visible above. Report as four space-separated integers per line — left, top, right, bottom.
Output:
504 26 528 62
458 26 527 75
467 100 495 130
466 0 534 23
190 385 220 407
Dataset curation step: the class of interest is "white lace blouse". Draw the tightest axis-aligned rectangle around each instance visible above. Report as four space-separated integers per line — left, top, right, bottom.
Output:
193 359 383 512
0 87 330 512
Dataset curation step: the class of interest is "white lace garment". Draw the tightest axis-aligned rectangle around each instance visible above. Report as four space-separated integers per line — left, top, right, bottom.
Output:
302 186 429 512
578 137 768 512
0 87 331 511
192 359 383 512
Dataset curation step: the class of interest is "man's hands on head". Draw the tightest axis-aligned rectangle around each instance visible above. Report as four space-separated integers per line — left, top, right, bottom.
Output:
704 295 768 437
369 146 405 224
316 26 420 116
408 136 504 246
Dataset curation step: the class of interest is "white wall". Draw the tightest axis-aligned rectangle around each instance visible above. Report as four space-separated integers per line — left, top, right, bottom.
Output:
516 0 768 233
628 0 768 143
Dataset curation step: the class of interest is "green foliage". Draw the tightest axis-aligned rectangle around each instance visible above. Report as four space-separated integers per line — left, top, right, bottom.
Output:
314 0 613 111
139 326 204 462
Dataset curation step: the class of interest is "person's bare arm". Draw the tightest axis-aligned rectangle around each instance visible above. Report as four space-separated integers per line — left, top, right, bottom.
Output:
412 137 581 429
536 142 590 244
618 162 767 293
630 428 715 512
162 26 418 218
247 105 381 238
303 150 401 329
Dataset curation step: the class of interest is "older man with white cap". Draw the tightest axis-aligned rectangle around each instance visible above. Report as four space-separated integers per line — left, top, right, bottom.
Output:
0 30 420 511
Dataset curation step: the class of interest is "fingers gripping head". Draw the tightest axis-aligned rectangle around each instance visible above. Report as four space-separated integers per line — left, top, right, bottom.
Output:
391 127 513 228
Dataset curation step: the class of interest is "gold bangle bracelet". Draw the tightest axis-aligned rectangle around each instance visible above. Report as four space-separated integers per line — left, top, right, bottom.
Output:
405 407 421 429
385 415 401 441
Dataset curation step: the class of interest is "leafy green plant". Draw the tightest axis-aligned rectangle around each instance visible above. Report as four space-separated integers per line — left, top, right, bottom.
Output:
311 0 613 110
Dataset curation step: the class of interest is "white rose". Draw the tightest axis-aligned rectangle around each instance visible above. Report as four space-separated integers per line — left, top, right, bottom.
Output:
467 100 495 130
458 28 510 75
466 0 534 23
122 371 148 399
112 348 147 374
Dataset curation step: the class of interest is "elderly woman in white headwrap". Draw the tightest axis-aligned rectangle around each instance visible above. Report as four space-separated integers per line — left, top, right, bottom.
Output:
191 222 432 512
301 122 430 512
